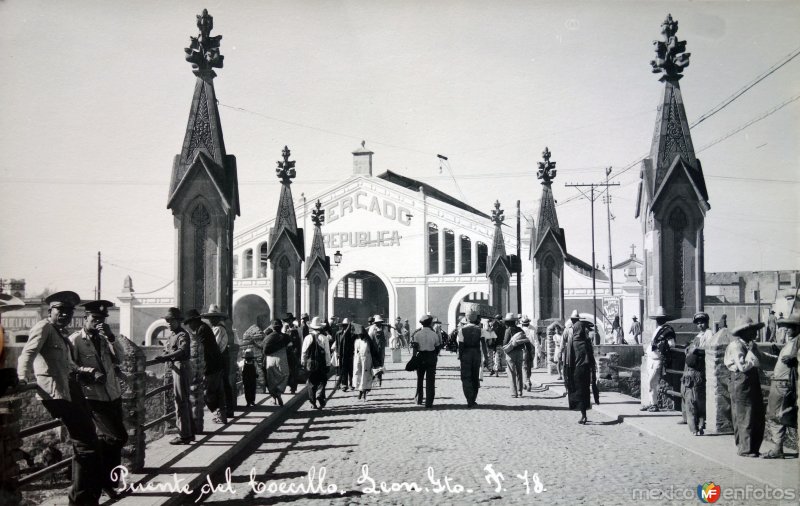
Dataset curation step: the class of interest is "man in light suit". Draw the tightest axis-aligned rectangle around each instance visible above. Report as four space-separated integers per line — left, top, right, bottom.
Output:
69 300 127 499
17 291 102 505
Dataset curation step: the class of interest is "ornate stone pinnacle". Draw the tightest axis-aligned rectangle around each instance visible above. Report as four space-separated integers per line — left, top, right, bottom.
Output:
276 145 297 184
650 14 690 81
536 147 557 185
185 9 224 75
491 201 505 226
311 200 325 227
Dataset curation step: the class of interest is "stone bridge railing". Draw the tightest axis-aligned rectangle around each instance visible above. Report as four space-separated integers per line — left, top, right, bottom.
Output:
0 335 240 502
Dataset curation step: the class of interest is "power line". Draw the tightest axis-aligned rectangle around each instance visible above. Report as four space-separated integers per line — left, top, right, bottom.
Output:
690 45 800 128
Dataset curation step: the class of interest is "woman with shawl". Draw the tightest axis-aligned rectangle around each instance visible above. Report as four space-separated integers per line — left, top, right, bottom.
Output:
563 318 597 424
261 319 290 406
353 325 375 400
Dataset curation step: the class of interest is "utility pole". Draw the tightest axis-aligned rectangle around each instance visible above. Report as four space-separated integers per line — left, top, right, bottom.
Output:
516 200 522 315
604 167 615 296
97 251 102 300
565 179 620 332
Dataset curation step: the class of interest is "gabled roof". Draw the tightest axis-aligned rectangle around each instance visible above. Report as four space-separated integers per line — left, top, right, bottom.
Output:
377 170 491 220
566 253 609 281
168 75 239 215
305 226 330 278
168 151 238 213
650 155 710 212
612 256 643 270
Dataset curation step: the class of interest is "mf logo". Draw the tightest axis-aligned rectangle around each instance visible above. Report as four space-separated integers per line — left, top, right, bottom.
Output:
697 482 721 503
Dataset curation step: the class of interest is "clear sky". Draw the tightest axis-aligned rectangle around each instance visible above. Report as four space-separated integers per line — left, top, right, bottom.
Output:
1 0 798 298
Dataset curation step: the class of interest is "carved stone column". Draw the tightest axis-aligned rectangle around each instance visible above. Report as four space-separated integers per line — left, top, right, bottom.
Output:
117 335 146 471
190 334 205 434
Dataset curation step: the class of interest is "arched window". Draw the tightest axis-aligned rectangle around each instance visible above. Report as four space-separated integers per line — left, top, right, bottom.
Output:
233 254 239 278
428 223 439 274
460 236 472 274
243 249 254 278
190 204 211 310
444 229 455 274
258 242 269 277
311 275 322 317
277 256 290 312
540 255 560 319
477 242 488 274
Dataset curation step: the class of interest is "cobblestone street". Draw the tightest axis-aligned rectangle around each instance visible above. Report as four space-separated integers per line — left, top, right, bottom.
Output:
203 352 794 505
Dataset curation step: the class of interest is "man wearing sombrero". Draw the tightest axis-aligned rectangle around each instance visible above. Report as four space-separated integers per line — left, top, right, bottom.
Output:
641 307 675 412
761 313 798 458
724 316 766 457
152 307 195 444
203 304 234 419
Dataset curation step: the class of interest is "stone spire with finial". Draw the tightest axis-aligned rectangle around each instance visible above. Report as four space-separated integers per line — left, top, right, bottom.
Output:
168 9 238 216
306 200 330 278
534 147 564 254
268 145 304 260
489 200 507 262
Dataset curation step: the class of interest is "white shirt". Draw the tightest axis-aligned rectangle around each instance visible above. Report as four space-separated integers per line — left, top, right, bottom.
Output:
212 324 229 353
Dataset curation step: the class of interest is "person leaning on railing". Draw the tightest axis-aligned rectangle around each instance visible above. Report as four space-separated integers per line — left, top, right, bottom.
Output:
760 314 799 459
16 291 104 506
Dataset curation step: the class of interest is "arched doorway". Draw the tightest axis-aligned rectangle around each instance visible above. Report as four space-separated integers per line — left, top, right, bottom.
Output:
453 290 490 326
332 270 389 326
233 294 270 339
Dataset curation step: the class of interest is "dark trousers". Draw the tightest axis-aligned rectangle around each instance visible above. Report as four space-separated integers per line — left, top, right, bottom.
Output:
415 351 438 407
205 370 225 415
242 363 257 405
172 365 193 439
339 356 354 387
731 370 765 455
42 398 100 505
87 398 128 491
221 349 234 416
307 369 328 405
459 348 481 405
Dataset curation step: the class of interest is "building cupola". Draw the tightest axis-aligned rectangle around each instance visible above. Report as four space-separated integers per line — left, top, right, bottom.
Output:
352 140 373 176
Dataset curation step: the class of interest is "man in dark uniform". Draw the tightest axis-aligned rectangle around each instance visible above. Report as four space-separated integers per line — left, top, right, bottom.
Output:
184 309 227 424
17 291 102 505
152 307 194 444
457 310 489 408
410 314 442 407
69 300 128 499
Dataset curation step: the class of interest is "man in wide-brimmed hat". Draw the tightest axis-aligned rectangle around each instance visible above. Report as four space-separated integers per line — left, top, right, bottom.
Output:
152 307 195 444
761 313 798 458
457 310 489 407
301 316 332 409
490 314 508 375
724 316 766 457
628 315 642 345
335 318 356 391
184 309 227 425
18 291 103 504
679 312 711 434
202 304 234 418
501 312 532 398
641 306 675 413
368 315 387 386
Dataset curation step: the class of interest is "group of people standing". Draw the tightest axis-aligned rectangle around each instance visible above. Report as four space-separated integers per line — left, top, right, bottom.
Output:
17 291 130 504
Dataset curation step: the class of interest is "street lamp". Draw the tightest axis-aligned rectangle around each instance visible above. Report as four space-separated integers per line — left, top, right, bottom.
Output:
334 250 342 266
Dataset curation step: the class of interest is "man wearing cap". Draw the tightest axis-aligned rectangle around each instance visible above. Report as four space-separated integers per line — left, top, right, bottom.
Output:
641 307 675 413
184 309 227 424
679 312 710 434
335 318 356 391
411 314 442 407
152 307 194 444
203 304 235 419
724 317 766 457
457 310 489 407
69 300 127 498
761 314 798 458
301 316 332 409
368 315 387 386
628 316 642 345
17 291 102 505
